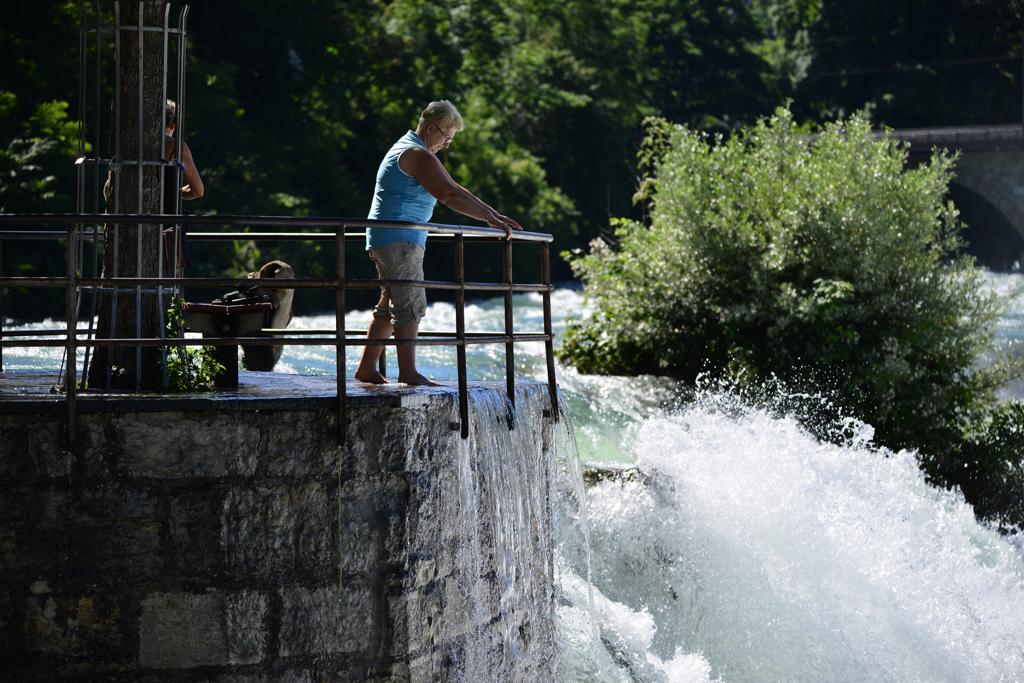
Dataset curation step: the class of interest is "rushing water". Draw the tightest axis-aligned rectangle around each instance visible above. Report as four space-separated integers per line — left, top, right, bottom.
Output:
6 274 1024 682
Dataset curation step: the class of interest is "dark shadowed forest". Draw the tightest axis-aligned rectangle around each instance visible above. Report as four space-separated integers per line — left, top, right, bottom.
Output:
1 0 1021 317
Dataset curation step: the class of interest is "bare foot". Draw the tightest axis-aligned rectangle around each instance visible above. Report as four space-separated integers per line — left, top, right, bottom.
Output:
398 372 441 386
354 369 392 384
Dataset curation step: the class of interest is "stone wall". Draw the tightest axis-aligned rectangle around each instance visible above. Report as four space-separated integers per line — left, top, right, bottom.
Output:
0 383 557 682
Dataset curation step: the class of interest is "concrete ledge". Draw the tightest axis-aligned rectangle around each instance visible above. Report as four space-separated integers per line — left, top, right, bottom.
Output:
0 370 469 414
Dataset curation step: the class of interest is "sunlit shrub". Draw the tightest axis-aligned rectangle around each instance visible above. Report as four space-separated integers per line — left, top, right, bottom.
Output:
560 106 1023 524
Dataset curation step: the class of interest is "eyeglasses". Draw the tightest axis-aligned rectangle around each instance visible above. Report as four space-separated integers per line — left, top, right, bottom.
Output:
435 123 454 145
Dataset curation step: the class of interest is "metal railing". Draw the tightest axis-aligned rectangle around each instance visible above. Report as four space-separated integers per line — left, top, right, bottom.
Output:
0 213 559 448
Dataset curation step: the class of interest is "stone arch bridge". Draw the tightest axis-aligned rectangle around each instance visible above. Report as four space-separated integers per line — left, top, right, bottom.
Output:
882 124 1024 270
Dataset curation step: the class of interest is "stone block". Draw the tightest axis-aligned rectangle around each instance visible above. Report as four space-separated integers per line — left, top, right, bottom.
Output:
0 415 71 482
256 411 339 478
140 590 242 669
338 475 410 575
405 582 443 653
225 591 268 665
66 520 163 584
23 591 125 660
277 583 376 658
224 483 335 578
339 517 375 575
0 523 53 580
169 489 227 578
116 412 259 479
78 483 160 522
0 585 9 652
383 591 409 660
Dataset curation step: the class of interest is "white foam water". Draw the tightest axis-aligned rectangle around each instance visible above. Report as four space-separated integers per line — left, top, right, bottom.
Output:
556 389 1024 682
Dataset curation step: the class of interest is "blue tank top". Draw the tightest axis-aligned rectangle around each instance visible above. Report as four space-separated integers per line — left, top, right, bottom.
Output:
366 131 436 250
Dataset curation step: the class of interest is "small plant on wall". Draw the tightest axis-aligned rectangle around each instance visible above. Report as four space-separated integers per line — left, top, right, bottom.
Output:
164 298 224 391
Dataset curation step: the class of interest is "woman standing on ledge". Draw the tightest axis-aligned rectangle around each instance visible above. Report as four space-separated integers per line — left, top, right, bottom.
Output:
354 100 522 386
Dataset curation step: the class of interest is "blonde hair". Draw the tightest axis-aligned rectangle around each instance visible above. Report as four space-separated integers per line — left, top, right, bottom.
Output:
418 100 464 133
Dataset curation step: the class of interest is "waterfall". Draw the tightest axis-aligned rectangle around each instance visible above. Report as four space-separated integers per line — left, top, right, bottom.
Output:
554 388 1024 683
418 383 583 682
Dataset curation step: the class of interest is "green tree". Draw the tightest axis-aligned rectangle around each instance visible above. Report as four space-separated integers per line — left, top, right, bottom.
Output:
792 0 1023 127
559 107 1024 525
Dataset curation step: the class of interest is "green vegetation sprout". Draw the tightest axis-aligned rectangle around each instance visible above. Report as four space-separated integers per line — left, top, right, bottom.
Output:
164 299 224 392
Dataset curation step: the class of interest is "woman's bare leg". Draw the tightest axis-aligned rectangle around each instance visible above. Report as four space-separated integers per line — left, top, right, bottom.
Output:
394 321 440 385
354 317 394 383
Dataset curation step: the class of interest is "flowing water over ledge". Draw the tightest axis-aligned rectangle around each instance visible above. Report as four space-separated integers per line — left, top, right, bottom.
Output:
5 278 1024 681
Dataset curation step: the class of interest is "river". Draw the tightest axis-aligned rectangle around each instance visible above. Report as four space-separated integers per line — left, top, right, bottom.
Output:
4 273 1024 682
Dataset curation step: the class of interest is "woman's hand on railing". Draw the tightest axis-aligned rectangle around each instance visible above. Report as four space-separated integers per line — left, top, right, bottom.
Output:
485 211 523 240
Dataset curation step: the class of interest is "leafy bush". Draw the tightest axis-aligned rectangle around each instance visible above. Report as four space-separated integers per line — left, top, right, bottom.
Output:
560 106 1023 525
164 300 224 392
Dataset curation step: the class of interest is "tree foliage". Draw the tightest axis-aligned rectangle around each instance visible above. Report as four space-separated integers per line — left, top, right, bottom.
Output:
1 0 1020 318
559 107 1024 525
790 0 1023 127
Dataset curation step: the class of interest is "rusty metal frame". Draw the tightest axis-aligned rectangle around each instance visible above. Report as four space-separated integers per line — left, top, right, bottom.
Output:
0 214 558 449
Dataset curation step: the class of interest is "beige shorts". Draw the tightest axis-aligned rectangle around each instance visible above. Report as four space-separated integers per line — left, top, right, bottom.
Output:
369 242 427 328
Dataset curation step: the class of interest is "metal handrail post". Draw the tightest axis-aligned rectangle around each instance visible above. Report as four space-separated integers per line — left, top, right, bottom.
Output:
336 222 347 445
0 236 4 372
541 242 558 422
503 237 515 430
455 233 469 438
66 222 79 451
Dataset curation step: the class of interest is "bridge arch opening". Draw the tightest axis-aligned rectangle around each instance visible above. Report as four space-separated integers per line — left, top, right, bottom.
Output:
949 183 1024 272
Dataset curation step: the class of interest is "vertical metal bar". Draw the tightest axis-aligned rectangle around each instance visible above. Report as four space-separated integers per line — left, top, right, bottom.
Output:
76 1 86 216
0 236 4 372
66 222 79 452
503 236 515 429
541 242 558 422
71 2 90 385
114 2 121 211
107 1 122 391
455 233 469 438
336 222 347 445
135 1 144 392
81 0 102 387
175 8 188 306
92 0 101 216
158 4 170 392
176 6 188 193
159 4 168 214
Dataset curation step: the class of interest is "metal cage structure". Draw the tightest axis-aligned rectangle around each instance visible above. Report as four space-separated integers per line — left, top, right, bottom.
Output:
73 1 191 393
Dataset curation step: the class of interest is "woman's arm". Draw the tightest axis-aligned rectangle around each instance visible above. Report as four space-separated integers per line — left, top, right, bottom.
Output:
179 141 204 200
399 147 521 238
